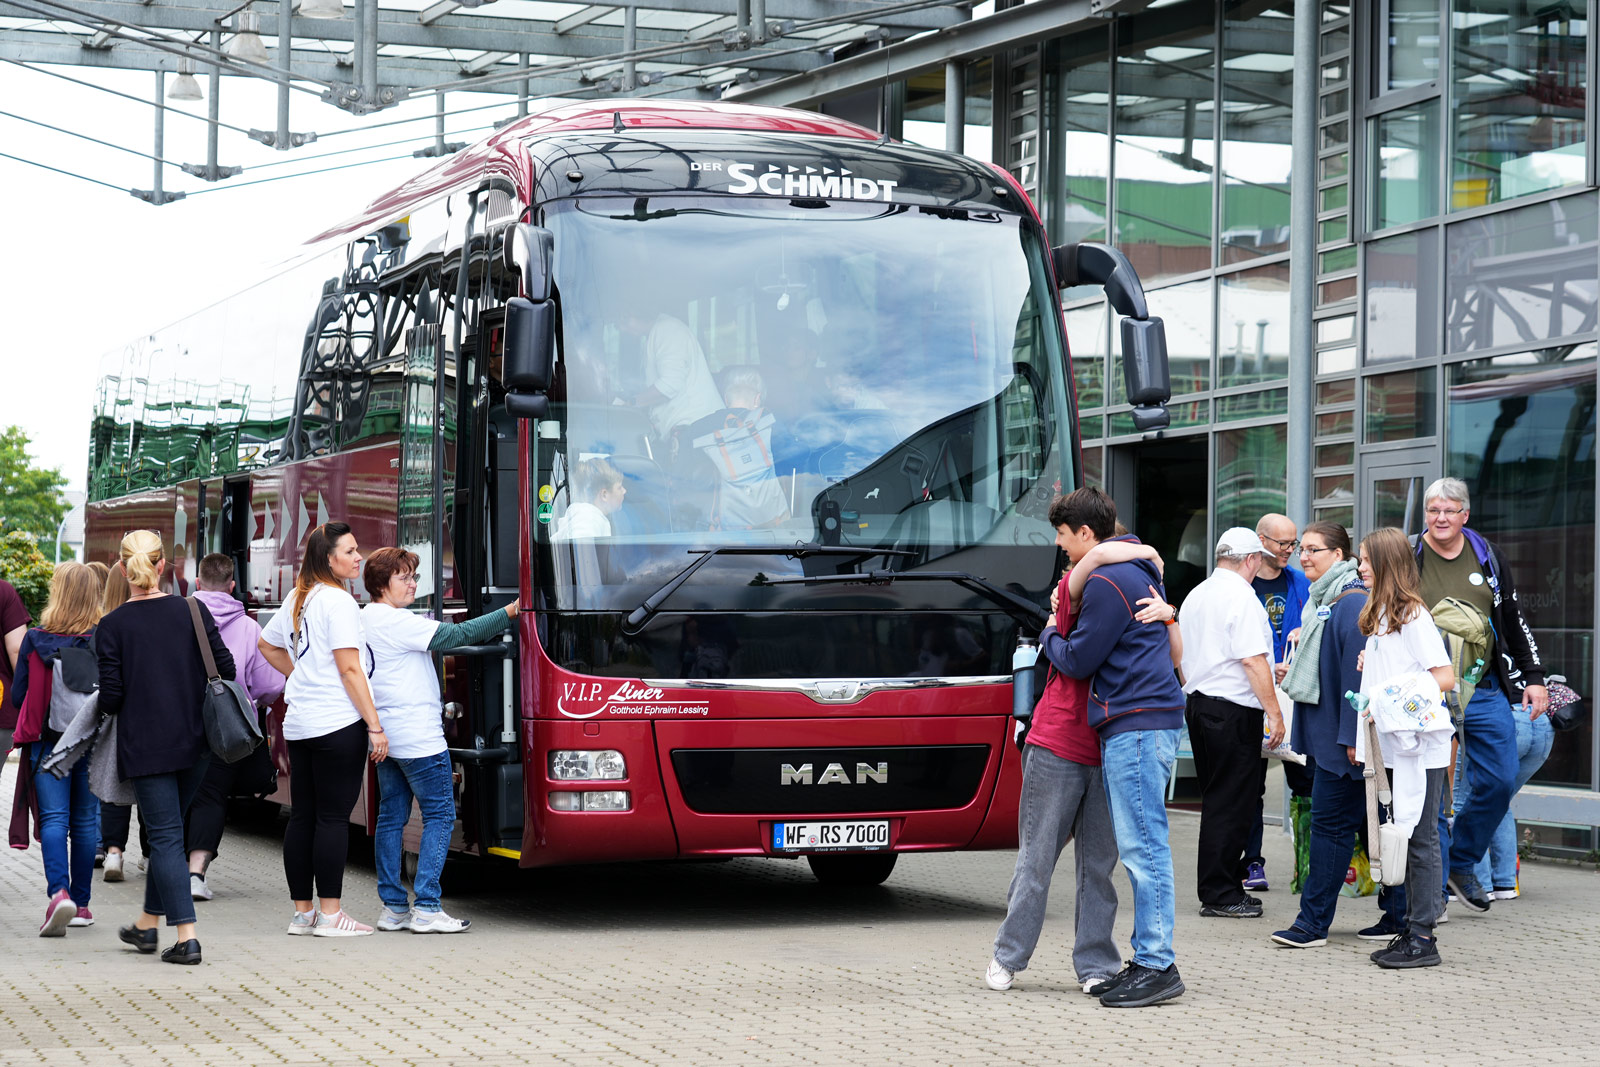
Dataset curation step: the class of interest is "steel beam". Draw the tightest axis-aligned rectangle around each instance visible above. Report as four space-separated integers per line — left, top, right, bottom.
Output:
728 0 1115 107
555 5 614 34
0 31 723 95
1285 0 1314 527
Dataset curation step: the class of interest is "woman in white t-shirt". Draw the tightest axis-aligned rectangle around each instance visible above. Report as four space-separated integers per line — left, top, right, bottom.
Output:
259 522 388 938
360 547 515 934
1355 527 1456 971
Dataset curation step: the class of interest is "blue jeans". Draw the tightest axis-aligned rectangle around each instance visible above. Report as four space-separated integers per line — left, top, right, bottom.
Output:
131 757 212 927
1100 727 1180 971
376 752 455 913
1469 707 1554 889
1291 765 1365 939
30 741 99 908
1441 678 1519 879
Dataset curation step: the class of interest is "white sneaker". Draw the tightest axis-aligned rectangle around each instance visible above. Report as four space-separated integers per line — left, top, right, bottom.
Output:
376 907 413 932
103 852 124 882
409 909 471 934
312 910 374 937
1437 903 1449 924
1490 887 1520 900
190 874 214 901
286 910 318 936
984 958 1014 991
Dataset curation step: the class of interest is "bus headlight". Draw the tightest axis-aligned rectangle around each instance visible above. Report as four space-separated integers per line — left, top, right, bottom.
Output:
548 750 626 780
549 790 631 812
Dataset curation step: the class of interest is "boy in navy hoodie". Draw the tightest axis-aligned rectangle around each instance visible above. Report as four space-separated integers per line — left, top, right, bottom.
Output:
1045 487 1187 1008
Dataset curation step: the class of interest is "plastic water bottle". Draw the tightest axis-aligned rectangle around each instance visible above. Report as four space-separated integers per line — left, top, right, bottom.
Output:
1013 636 1040 720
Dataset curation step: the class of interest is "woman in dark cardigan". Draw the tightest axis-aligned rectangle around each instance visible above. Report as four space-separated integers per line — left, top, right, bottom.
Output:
1268 521 1388 949
96 529 234 965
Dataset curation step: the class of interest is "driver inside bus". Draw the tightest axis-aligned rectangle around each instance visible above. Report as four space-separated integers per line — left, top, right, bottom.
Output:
618 305 724 450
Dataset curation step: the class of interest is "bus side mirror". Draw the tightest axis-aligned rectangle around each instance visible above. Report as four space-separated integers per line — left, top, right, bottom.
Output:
502 297 555 419
505 223 555 301
1121 317 1171 432
1051 241 1148 320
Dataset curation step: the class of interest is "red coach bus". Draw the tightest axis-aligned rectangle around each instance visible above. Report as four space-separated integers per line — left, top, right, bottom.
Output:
85 100 1170 884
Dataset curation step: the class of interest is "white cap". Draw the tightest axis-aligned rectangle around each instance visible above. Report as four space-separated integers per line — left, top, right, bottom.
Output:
1216 527 1265 556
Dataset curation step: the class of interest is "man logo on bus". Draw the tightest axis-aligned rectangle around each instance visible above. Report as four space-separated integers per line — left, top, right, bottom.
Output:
723 162 898 202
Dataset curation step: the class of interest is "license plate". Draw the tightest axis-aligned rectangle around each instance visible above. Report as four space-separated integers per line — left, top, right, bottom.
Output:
772 820 889 852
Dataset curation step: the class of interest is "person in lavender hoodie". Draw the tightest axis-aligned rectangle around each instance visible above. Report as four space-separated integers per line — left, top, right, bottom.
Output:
182 554 286 902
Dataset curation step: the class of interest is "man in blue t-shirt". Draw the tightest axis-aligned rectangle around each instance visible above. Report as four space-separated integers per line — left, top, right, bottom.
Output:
1241 513 1311 893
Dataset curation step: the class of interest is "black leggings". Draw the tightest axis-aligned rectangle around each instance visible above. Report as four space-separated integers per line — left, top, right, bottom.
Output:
184 757 238 861
283 719 368 901
101 801 150 857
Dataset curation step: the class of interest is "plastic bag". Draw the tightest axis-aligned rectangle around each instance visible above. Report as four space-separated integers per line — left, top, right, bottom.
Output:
1339 842 1378 897
1261 688 1306 764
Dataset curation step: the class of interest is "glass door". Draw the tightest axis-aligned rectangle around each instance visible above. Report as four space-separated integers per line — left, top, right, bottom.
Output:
1359 454 1434 538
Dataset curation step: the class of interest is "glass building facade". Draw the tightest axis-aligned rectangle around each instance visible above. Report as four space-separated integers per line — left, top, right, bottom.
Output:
846 0 1600 838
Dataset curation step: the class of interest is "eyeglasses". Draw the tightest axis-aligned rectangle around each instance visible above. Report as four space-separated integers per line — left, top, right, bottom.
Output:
1300 545 1337 557
393 573 419 585
1425 507 1465 518
1260 535 1299 551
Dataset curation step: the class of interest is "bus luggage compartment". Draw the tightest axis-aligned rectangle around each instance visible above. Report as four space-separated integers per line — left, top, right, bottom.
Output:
654 716 1008 856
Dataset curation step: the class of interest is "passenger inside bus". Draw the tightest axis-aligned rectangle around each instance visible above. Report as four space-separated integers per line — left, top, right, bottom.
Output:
685 368 787 530
550 457 627 541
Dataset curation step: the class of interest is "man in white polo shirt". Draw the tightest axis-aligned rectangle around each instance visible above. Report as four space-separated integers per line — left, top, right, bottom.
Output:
1178 527 1286 919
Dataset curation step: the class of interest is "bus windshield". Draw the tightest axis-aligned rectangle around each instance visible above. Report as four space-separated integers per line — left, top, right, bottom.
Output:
533 194 1072 613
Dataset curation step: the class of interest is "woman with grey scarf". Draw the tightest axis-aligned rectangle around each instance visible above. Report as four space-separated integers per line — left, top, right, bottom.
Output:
1269 521 1396 949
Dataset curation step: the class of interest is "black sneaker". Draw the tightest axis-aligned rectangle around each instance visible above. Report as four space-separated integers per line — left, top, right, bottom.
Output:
1446 871 1491 913
1368 932 1412 962
1372 933 1440 969
1099 963 1185 1008
1357 916 1406 941
1199 900 1264 918
1087 961 1137 997
161 939 202 966
118 924 157 954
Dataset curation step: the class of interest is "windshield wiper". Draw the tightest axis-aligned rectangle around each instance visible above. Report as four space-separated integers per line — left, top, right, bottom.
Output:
756 569 1048 630
622 544 916 634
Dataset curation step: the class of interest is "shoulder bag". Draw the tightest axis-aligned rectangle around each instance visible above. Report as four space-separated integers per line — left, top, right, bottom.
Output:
187 598 264 763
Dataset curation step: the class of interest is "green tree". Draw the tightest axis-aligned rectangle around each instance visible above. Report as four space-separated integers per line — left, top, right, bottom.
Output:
0 531 54 621
0 426 70 560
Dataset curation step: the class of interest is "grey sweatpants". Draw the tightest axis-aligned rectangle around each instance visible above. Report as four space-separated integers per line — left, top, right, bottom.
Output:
992 744 1121 982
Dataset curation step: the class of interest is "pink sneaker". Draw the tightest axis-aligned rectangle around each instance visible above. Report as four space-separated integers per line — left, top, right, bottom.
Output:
40 890 77 937
311 910 373 938
68 907 95 928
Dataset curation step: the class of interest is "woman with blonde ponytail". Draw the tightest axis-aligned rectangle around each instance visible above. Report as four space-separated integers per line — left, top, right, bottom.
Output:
96 560 144 881
96 530 235 965
259 521 389 938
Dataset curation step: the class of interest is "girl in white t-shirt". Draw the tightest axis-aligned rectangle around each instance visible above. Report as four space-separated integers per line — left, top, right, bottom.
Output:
1355 527 1456 970
360 546 515 934
259 521 387 938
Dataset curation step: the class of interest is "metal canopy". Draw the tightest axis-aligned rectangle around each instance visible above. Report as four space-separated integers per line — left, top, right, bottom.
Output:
0 0 973 201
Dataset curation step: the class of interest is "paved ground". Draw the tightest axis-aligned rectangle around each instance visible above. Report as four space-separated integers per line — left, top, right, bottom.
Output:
3 752 1598 1067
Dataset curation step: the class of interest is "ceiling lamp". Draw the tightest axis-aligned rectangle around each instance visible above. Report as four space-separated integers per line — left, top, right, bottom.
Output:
299 0 345 20
168 57 203 100
228 11 269 63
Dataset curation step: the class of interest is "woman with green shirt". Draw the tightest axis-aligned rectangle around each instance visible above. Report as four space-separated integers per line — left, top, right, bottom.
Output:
359 547 516 933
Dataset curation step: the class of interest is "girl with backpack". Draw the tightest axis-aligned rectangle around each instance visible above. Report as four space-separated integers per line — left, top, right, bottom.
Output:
10 562 103 936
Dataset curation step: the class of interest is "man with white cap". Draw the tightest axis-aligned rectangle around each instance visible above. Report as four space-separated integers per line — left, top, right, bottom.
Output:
1177 527 1286 919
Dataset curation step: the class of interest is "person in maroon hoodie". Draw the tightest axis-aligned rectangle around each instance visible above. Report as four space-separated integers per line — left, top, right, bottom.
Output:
183 554 286 902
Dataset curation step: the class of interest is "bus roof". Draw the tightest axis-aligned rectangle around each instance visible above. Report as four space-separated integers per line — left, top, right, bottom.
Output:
308 99 883 247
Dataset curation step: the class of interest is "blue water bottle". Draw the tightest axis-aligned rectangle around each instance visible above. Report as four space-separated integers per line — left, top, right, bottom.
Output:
1013 636 1040 720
